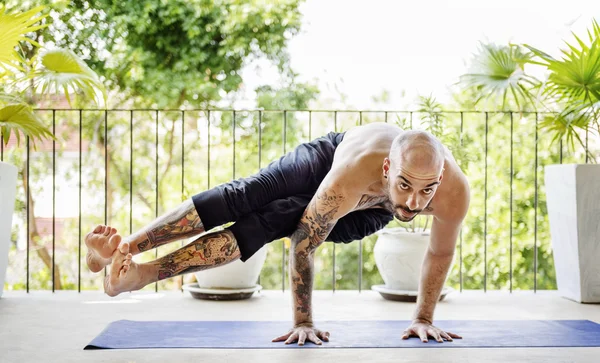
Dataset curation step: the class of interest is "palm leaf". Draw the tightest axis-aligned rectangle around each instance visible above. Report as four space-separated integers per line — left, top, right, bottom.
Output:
524 19 600 154
30 49 107 106
0 5 47 72
459 43 539 110
0 103 55 149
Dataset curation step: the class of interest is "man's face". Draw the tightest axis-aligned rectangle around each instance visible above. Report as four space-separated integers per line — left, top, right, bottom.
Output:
383 160 442 222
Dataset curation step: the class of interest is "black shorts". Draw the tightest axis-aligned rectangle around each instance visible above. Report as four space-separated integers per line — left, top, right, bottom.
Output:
191 131 393 262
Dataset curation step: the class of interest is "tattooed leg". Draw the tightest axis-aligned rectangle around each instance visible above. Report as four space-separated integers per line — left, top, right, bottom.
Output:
86 199 206 273
125 199 206 255
104 229 240 296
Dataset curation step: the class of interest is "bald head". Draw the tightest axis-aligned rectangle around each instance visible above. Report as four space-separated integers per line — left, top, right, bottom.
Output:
388 130 445 178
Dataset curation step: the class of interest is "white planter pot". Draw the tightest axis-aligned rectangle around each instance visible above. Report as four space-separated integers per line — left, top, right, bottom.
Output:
545 164 600 303
374 228 430 291
194 244 268 289
0 162 18 298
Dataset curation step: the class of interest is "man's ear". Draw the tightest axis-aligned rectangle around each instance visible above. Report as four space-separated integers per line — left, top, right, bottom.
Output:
382 158 390 175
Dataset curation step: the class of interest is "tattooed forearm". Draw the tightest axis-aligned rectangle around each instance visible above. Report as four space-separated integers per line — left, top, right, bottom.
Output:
129 199 205 253
290 189 346 326
149 229 240 281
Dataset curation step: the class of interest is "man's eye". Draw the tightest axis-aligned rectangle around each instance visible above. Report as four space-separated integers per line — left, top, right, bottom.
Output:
399 183 409 190
423 189 433 195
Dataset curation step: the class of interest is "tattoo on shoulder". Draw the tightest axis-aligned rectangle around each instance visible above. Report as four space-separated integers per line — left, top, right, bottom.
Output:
357 194 389 209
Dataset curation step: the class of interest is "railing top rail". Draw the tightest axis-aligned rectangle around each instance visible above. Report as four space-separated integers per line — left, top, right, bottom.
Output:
33 108 558 113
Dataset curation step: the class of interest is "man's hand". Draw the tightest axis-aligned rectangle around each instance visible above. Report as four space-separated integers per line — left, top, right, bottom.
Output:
402 319 462 343
272 325 330 346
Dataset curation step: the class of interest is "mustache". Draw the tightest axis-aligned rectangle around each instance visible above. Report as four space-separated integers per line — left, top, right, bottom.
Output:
396 204 422 214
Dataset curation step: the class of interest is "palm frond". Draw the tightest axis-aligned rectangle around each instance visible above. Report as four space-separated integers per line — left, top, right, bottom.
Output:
0 5 48 72
459 43 539 110
0 103 54 149
30 49 107 106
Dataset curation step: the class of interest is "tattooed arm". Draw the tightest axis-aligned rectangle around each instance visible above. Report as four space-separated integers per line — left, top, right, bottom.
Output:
273 182 358 346
124 199 205 254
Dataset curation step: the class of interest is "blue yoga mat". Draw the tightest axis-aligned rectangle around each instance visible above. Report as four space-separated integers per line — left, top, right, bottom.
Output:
84 320 600 349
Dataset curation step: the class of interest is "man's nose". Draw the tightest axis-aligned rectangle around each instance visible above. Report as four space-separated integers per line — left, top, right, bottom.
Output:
407 194 419 211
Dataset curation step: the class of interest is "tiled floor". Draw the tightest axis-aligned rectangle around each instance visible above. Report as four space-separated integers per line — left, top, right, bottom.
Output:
1 289 599 362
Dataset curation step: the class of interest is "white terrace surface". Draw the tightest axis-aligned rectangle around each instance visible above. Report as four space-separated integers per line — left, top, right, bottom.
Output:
1 289 600 363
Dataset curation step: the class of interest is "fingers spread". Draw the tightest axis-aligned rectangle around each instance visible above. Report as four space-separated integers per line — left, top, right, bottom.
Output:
308 331 322 345
401 329 411 340
440 331 453 342
272 331 292 342
428 328 443 343
285 332 299 345
298 331 307 346
318 331 330 342
448 332 463 339
418 328 429 343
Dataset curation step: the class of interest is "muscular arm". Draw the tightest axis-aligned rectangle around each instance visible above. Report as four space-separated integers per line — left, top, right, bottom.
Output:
412 217 459 324
413 191 469 325
289 186 355 326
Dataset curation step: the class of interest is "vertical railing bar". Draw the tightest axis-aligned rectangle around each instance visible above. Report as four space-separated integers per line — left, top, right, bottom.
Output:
459 112 464 292
207 111 211 189
559 139 563 164
258 111 262 169
585 128 589 163
1 128 3 161
78 110 82 292
333 111 337 293
509 112 513 293
233 111 236 180
52 110 56 293
282 110 287 292
154 110 159 293
26 136 30 293
384 111 388 123
179 110 185 292
484 112 488 293
308 111 312 141
130 110 133 240
534 112 539 292
358 111 362 291
104 110 108 277
410 111 413 129
257 111 262 288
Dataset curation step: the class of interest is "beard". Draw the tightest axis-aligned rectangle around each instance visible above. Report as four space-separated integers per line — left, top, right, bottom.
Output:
383 185 422 222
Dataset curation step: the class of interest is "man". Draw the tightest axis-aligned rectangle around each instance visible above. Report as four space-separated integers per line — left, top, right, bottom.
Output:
85 122 470 345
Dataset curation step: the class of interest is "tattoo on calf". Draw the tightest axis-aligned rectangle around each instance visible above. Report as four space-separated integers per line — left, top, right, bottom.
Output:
138 203 204 252
155 230 239 280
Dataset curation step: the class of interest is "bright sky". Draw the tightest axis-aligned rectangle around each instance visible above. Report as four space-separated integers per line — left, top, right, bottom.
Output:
237 0 600 110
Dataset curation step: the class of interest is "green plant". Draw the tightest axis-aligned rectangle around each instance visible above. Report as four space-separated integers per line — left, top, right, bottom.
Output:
459 42 539 111
523 20 600 160
0 5 105 149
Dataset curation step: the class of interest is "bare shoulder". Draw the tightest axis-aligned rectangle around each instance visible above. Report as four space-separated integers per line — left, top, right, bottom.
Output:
435 163 470 223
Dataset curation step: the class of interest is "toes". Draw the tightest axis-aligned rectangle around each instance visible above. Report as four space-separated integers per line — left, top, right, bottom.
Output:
103 226 111 236
119 242 130 255
94 225 103 233
108 227 117 236
120 266 129 278
108 234 122 251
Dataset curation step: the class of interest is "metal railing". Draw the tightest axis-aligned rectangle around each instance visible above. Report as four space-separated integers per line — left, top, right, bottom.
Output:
2 108 595 293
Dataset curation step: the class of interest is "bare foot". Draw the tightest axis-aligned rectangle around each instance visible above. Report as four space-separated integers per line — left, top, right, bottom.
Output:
85 225 122 273
104 242 144 297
